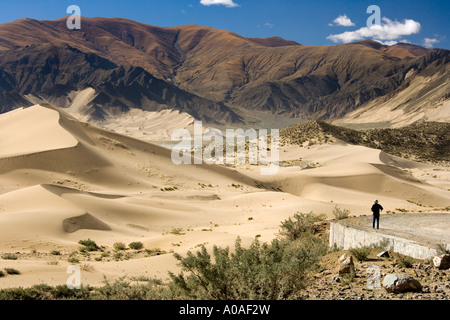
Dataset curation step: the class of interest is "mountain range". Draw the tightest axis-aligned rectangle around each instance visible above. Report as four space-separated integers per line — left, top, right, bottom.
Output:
0 17 449 127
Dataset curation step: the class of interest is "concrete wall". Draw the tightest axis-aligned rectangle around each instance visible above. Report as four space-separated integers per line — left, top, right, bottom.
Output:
329 221 439 260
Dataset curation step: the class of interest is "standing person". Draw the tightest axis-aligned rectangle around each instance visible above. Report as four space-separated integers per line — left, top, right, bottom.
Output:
371 200 383 229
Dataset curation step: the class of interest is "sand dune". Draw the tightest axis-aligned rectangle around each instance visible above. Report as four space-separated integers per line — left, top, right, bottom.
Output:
0 104 448 289
0 106 78 158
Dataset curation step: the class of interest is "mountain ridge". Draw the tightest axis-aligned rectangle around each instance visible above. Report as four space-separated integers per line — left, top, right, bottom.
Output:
0 17 448 127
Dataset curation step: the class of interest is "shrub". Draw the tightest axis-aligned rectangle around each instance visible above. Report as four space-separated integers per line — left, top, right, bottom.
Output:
371 238 391 251
113 252 123 261
349 245 372 261
145 249 167 257
68 257 79 264
332 206 350 220
113 242 126 251
170 228 185 235
1 253 18 260
278 212 326 241
436 243 450 255
50 250 61 256
51 284 92 300
129 242 144 250
395 254 415 268
0 284 92 300
90 276 168 300
169 234 327 300
78 239 100 252
4 268 20 275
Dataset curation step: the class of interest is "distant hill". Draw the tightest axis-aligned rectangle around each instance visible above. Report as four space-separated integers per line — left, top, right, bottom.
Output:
0 17 448 126
281 121 450 163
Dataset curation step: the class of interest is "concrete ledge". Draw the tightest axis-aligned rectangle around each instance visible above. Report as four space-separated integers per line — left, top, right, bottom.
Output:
329 213 450 260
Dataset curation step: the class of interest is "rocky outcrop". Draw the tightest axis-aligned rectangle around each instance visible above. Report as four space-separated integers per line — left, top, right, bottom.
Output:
338 253 355 275
382 273 422 293
433 254 450 270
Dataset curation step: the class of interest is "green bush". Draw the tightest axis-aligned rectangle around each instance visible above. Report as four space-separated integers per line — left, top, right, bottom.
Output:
332 206 350 220
113 252 123 261
90 276 168 300
1 253 18 260
113 242 126 251
169 233 327 300
145 249 167 257
0 284 92 300
371 238 391 251
4 268 20 275
68 257 79 264
78 239 100 252
395 254 415 268
129 242 144 250
349 245 372 261
278 212 326 241
170 228 185 235
50 250 61 256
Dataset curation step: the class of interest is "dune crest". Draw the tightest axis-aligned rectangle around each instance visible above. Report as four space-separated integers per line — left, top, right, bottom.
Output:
0 105 78 159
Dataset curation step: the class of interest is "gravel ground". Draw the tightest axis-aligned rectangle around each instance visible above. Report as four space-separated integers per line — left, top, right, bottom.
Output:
302 220 450 300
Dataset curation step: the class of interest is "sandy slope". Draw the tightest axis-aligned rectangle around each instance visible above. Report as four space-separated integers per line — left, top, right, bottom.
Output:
0 104 448 289
61 88 198 142
333 72 450 128
0 106 78 158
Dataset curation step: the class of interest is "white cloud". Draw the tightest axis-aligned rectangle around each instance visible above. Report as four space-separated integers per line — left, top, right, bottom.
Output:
375 40 398 46
329 14 355 27
200 0 239 8
264 22 274 29
327 17 421 44
422 37 440 48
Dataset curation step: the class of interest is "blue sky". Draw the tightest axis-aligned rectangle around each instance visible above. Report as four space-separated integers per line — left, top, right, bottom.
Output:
0 0 448 49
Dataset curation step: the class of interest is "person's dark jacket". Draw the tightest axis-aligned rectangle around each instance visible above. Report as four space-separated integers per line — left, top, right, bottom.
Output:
371 203 383 217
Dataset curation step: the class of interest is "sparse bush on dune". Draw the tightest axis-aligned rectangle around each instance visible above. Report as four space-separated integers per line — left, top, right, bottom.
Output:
129 242 144 250
1 253 18 260
78 239 100 252
113 242 127 251
90 276 168 300
67 256 79 264
4 268 20 275
170 228 185 235
0 284 93 300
